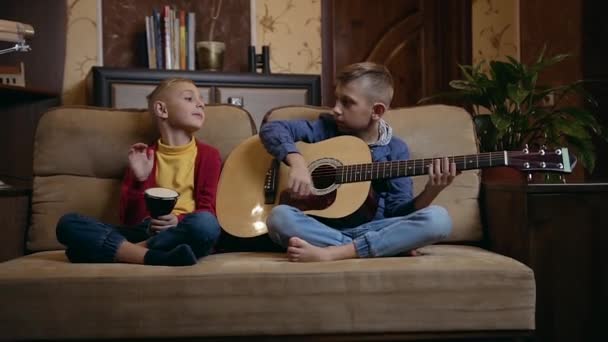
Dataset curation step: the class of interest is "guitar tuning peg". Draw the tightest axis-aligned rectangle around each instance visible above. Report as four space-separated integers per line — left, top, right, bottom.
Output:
523 144 529 154
527 173 533 182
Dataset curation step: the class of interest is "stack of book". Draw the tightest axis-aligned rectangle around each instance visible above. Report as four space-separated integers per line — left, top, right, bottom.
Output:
145 6 196 70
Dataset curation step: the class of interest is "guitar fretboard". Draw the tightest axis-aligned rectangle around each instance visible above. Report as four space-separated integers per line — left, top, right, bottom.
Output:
334 151 508 183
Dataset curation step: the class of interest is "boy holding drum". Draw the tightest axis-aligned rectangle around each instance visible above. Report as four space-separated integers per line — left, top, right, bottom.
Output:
56 78 221 266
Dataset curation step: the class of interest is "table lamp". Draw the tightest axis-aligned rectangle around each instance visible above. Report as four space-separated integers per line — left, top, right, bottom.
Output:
0 19 35 55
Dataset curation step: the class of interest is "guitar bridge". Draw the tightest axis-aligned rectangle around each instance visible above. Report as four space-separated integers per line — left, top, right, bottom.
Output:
264 159 280 204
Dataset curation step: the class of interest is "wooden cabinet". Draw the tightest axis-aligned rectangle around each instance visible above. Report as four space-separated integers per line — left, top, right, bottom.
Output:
483 182 608 342
582 0 608 180
90 67 321 131
0 186 30 262
0 85 60 187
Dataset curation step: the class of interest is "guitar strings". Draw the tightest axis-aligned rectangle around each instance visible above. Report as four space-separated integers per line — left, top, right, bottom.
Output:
308 154 516 179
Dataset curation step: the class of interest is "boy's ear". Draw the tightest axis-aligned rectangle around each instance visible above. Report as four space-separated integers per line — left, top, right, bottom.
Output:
371 102 387 120
153 100 169 119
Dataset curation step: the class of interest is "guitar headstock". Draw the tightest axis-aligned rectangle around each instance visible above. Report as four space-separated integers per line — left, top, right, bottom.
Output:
507 147 577 173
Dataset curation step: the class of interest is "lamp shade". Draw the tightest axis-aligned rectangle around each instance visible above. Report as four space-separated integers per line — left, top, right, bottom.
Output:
0 19 35 43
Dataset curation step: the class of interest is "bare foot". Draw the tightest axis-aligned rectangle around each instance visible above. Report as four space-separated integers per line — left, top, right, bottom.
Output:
287 237 332 262
399 249 423 257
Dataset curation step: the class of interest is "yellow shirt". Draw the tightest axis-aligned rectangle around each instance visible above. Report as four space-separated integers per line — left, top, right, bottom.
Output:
155 138 197 215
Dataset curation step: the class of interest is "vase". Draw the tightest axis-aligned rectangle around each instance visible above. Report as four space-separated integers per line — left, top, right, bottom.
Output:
196 41 225 71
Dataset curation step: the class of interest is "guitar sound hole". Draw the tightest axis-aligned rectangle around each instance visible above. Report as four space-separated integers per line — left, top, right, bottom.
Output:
311 164 336 190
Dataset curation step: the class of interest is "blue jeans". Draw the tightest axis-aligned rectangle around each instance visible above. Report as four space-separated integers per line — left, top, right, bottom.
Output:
56 212 221 263
266 205 452 258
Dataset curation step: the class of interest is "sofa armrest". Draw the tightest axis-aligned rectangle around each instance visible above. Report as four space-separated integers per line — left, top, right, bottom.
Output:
0 186 31 262
480 181 530 264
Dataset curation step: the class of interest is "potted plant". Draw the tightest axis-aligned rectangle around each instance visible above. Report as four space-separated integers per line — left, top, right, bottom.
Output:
421 47 608 174
196 0 225 71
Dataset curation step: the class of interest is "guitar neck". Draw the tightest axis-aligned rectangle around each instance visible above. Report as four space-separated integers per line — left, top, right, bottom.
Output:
336 151 508 183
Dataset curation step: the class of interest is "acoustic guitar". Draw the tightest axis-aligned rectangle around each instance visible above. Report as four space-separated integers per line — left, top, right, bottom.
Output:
217 135 576 238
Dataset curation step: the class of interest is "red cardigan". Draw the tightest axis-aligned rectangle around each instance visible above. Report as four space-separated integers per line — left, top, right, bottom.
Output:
119 140 222 226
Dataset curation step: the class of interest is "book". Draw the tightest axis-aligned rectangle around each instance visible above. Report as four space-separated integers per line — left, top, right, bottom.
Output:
173 9 179 69
179 10 186 70
145 16 157 69
164 5 172 69
187 12 196 70
153 9 163 69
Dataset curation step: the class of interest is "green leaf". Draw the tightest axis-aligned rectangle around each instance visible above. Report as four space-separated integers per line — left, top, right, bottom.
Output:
602 127 608 142
531 53 570 73
473 114 498 152
595 125 608 143
417 90 468 104
565 136 596 172
530 81 592 106
558 107 600 128
490 60 519 85
506 55 520 66
543 53 570 67
567 81 600 108
449 80 475 90
535 45 547 64
458 64 476 83
554 120 591 140
507 83 530 105
490 111 512 133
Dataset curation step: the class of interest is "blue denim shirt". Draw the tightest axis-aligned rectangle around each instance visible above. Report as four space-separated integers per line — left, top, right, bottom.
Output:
259 114 416 223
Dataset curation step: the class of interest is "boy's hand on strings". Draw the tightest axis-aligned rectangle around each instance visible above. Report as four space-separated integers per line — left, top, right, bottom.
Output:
149 214 178 233
286 153 313 197
415 157 459 210
128 143 154 182
425 157 458 194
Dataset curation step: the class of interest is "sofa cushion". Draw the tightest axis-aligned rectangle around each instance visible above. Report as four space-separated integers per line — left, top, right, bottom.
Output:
263 105 482 242
28 105 255 252
34 105 255 177
0 245 535 340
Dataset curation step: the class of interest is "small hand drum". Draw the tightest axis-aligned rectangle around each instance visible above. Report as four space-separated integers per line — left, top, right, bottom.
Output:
144 187 179 218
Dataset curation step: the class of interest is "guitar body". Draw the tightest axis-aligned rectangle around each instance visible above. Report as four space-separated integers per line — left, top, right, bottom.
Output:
217 135 372 238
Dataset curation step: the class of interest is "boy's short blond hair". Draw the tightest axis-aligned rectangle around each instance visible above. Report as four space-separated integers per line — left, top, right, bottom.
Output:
146 78 196 113
336 62 394 106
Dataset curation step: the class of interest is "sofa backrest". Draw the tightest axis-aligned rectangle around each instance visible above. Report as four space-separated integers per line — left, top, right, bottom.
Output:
264 105 482 243
28 105 255 252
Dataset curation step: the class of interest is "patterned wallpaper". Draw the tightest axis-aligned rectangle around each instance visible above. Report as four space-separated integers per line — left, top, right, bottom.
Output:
472 0 519 65
254 0 321 74
62 0 100 105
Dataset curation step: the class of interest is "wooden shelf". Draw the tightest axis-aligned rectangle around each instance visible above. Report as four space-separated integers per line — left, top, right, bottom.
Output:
0 85 60 187
0 84 59 106
90 66 321 130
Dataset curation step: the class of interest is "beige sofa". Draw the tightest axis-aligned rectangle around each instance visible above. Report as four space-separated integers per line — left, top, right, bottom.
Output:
0 104 535 340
